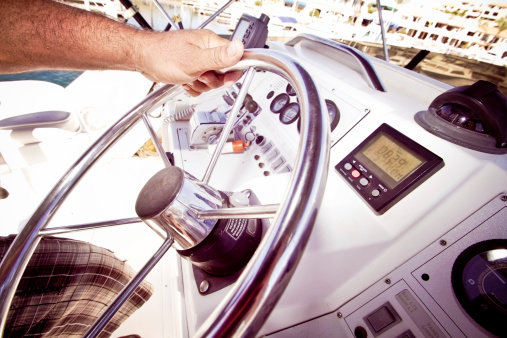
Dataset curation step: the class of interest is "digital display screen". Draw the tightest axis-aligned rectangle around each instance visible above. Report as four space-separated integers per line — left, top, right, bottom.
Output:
231 18 250 40
336 123 444 214
355 133 425 189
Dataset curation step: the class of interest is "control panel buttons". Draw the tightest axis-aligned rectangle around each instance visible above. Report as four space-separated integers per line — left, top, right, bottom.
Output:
341 161 380 199
266 148 280 161
364 302 401 336
359 178 369 186
278 165 291 173
395 330 416 338
368 306 396 332
351 169 361 178
261 141 272 153
271 156 286 170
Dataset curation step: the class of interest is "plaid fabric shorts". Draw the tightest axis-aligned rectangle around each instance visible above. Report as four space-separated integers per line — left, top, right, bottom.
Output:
0 235 153 337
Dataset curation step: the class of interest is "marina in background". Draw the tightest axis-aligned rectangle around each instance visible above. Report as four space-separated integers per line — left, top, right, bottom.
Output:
1 0 505 94
129 0 507 95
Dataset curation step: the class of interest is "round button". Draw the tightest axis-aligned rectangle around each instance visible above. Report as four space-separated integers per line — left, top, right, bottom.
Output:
371 189 380 197
344 163 352 170
351 169 361 178
360 178 369 186
354 326 368 338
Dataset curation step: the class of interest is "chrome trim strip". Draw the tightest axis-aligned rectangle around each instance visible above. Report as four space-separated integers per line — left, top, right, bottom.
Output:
286 34 387 92
196 204 279 219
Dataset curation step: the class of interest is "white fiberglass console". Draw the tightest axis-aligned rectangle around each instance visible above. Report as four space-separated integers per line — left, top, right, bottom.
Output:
162 35 507 337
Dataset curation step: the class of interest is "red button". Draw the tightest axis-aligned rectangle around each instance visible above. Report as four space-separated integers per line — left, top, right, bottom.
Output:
351 169 361 178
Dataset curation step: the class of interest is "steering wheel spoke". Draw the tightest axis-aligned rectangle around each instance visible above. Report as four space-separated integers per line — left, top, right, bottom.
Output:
202 67 256 184
141 112 172 168
195 204 279 220
38 217 145 236
84 234 175 338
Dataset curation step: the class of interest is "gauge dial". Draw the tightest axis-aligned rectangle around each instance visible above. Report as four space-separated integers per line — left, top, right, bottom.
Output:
297 99 341 132
280 102 300 125
326 99 340 132
452 239 507 336
270 93 290 114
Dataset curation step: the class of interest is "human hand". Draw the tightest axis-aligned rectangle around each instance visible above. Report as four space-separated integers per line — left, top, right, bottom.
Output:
136 29 244 96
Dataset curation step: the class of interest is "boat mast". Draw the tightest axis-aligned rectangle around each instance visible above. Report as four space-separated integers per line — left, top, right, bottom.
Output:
375 0 390 61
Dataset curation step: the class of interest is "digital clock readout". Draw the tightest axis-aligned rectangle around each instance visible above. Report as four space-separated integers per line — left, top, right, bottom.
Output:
356 133 424 189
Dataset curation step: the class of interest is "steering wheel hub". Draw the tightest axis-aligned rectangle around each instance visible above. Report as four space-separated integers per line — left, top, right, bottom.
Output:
135 166 222 250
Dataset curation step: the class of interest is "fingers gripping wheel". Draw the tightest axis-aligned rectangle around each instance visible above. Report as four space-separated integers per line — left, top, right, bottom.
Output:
0 49 329 338
135 167 262 276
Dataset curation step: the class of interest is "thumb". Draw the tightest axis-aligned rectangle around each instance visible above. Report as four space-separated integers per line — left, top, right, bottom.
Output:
203 39 244 71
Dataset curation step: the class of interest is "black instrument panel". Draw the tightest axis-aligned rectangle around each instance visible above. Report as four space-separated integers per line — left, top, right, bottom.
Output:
336 123 444 214
230 13 269 49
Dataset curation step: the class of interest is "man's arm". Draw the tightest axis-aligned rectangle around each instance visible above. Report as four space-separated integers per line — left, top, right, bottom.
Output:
0 0 244 93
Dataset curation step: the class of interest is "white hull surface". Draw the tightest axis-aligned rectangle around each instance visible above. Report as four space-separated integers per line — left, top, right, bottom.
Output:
1 34 506 338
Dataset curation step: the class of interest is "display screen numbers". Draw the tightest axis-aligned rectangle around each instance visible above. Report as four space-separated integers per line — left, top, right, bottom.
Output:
356 133 425 189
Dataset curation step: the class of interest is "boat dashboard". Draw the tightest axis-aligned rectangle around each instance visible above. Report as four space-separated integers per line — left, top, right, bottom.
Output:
161 35 507 337
1 31 506 338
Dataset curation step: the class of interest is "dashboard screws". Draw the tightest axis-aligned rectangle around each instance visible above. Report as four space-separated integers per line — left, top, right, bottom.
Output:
199 280 210 293
440 239 447 246
385 278 391 285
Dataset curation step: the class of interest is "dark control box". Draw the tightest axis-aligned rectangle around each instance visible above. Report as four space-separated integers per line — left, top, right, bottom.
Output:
230 13 269 49
335 124 444 214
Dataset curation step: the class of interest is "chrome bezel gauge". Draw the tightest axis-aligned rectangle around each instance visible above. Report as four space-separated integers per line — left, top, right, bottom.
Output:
279 102 300 125
270 93 290 114
451 239 507 337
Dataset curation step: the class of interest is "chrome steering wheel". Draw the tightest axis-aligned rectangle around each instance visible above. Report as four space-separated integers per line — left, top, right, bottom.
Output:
0 49 330 337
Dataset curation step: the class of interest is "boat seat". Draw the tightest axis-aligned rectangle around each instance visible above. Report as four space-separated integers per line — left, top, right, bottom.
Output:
0 110 80 144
